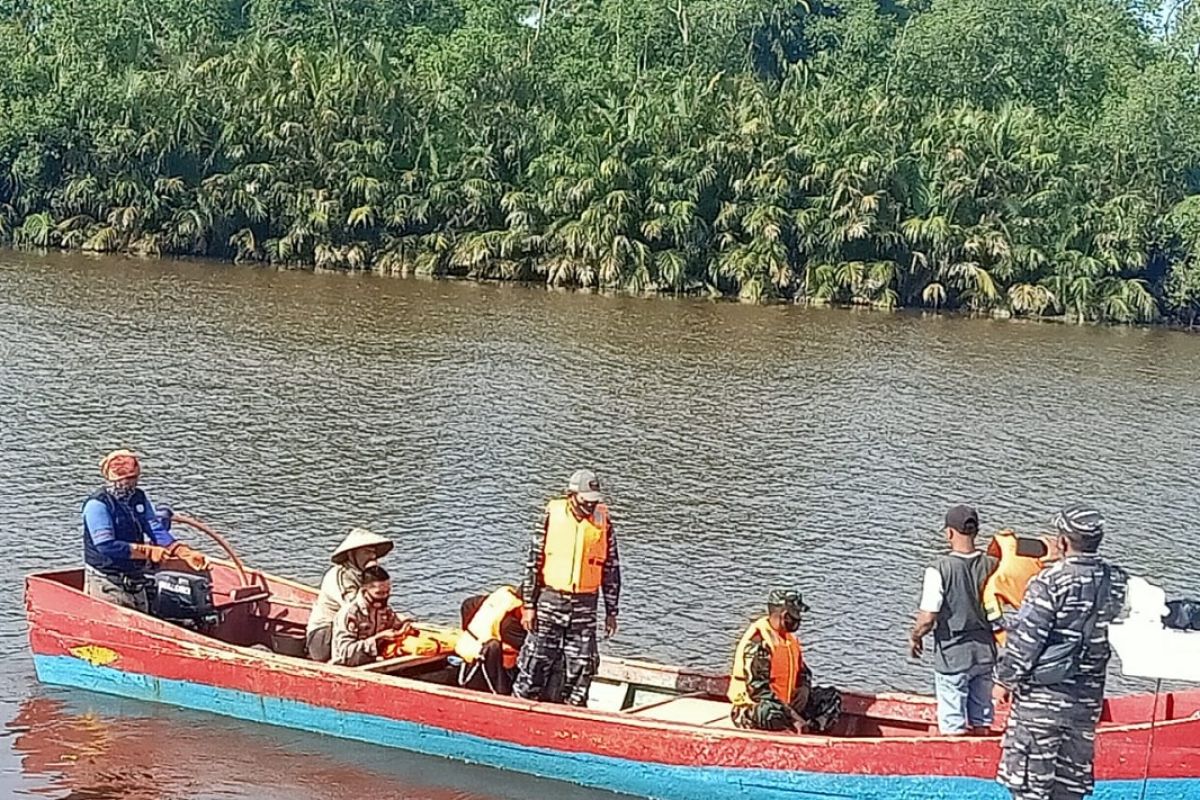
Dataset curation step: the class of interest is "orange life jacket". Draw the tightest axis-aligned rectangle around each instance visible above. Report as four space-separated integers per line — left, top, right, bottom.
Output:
983 530 1051 645
453 586 524 669
381 628 459 659
540 499 609 595
728 616 803 707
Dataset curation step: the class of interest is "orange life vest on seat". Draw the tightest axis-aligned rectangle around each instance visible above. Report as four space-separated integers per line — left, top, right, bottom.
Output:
728 616 803 707
540 499 609 595
983 530 1051 645
381 628 460 659
454 586 524 669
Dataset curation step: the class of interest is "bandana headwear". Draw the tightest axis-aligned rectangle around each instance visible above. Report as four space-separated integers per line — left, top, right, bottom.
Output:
100 450 141 482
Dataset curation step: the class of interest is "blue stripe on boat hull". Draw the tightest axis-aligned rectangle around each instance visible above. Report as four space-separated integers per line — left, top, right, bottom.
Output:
32 655 1199 800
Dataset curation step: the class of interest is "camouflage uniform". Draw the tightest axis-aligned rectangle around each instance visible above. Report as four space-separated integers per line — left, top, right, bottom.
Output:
995 555 1129 800
331 592 404 667
730 649 842 733
513 506 620 707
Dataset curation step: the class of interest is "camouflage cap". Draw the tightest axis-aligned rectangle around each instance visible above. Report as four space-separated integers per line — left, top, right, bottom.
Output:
767 589 810 615
1052 504 1104 540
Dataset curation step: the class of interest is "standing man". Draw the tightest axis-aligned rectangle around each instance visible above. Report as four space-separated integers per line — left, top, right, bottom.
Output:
513 469 620 707
82 450 207 612
727 589 842 733
908 504 998 736
994 505 1129 800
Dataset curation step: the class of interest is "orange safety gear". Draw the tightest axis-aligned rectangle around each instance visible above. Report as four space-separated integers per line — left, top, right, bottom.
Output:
168 543 208 571
454 586 524 669
540 499 609 594
382 628 459 659
728 616 803 707
100 450 141 481
983 530 1051 645
129 543 168 564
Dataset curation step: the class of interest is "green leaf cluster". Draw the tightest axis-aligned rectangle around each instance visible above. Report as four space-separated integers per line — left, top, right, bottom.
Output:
2 0 1200 321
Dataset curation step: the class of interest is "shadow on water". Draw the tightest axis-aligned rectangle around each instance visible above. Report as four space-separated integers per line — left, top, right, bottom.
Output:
2 688 621 800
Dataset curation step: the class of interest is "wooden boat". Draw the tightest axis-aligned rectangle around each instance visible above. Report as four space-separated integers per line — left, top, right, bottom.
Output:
24 562 1200 800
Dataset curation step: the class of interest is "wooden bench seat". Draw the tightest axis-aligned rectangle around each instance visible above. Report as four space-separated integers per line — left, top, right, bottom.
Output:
627 696 732 726
358 652 448 674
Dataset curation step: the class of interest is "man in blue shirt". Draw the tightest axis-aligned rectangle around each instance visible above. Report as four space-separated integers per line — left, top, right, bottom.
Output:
82 450 208 611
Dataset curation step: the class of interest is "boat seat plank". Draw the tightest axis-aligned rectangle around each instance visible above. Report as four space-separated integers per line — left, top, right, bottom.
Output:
705 714 738 729
623 691 704 714
628 696 731 726
358 653 447 674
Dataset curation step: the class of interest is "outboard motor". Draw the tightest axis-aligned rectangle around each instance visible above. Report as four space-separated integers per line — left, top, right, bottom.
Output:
150 570 219 630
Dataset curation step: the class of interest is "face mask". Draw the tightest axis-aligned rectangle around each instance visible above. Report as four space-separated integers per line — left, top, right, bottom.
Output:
108 482 136 501
783 614 801 633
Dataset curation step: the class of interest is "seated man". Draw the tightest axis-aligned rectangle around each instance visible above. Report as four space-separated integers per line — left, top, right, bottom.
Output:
728 589 841 733
454 585 527 694
82 450 207 612
306 527 394 662
331 566 412 667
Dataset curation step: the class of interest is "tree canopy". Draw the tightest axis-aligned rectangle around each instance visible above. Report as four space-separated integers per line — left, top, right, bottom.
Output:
2 0 1200 322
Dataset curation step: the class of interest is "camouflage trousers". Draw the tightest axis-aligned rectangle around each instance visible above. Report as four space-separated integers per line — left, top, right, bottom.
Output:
513 589 599 707
998 708 1097 800
731 685 843 733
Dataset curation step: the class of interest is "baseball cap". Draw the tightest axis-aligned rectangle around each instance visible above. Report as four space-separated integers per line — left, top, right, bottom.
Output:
567 469 603 503
767 589 810 615
1052 504 1104 539
945 504 979 535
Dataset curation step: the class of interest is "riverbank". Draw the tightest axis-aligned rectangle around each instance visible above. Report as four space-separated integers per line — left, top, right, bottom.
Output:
13 244 1200 333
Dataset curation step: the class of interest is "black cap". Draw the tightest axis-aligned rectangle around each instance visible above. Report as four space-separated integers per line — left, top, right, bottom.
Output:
945 504 979 535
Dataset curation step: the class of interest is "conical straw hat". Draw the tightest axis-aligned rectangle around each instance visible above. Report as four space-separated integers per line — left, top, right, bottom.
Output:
331 527 394 565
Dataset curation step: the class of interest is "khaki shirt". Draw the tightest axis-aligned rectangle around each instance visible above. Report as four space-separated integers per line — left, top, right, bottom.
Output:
331 593 404 667
307 564 365 634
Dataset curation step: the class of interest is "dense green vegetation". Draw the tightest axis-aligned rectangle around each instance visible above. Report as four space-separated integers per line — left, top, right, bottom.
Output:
2 0 1200 321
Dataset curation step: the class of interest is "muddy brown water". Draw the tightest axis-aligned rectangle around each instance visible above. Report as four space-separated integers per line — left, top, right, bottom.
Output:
2 251 1198 798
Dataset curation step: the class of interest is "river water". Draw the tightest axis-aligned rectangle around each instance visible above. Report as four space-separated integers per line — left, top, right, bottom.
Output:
1 251 1198 798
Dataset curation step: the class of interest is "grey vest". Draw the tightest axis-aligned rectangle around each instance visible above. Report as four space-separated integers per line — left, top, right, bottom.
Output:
933 552 998 674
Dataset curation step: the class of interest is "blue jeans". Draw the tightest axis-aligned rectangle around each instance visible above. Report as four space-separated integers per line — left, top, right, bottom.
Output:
934 664 994 735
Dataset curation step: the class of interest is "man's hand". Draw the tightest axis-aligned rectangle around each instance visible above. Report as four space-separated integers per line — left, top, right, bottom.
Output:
908 634 924 659
373 627 409 654
521 608 536 631
992 684 1011 707
172 544 208 571
786 704 808 732
604 614 618 639
130 543 169 564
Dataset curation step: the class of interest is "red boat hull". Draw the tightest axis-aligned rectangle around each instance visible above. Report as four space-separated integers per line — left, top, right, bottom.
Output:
25 566 1200 800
